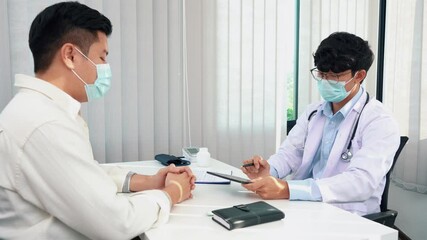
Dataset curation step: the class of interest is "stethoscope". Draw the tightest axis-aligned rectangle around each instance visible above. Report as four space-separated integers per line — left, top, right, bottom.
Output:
307 92 370 162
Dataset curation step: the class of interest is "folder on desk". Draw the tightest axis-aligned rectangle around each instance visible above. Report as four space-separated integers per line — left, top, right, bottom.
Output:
211 201 285 230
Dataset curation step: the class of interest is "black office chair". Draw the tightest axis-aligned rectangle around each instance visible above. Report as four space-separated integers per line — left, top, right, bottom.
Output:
363 136 409 227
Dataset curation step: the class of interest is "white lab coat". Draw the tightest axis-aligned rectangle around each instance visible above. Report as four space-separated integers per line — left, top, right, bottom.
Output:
269 91 400 215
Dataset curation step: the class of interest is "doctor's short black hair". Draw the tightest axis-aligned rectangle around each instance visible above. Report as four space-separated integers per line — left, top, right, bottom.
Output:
313 32 374 74
29 1 112 73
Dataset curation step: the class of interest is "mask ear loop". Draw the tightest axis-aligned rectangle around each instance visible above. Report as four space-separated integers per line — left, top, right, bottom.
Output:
74 47 97 66
343 71 360 95
72 47 96 86
71 69 89 86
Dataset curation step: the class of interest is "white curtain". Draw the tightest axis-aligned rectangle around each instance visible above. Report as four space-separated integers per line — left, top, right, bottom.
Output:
184 0 293 167
0 0 292 167
298 0 380 115
384 0 427 194
0 0 12 109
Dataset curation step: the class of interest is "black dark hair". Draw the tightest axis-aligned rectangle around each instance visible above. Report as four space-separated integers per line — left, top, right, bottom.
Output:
313 32 374 74
29 1 112 73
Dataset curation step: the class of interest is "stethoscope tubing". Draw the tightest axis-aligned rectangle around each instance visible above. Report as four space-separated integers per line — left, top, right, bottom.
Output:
307 92 370 162
342 92 370 160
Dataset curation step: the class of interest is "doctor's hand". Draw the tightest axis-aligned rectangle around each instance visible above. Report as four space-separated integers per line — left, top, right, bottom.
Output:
241 155 271 179
242 176 290 200
130 164 196 192
163 171 194 205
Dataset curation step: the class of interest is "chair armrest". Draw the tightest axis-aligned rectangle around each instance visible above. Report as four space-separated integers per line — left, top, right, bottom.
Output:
363 210 398 227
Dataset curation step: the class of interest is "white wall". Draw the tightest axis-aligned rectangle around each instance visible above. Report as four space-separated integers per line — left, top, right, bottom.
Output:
389 183 427 240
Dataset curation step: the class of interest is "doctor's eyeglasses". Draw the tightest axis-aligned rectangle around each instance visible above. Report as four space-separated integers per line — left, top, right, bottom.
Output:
310 68 354 85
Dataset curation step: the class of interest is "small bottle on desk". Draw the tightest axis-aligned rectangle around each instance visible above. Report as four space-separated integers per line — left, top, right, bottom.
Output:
197 148 211 167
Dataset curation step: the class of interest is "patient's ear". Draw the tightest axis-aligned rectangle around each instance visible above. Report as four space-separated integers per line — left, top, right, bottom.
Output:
61 43 75 70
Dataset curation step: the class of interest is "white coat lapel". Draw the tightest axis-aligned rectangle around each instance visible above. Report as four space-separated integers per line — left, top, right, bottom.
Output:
294 106 325 179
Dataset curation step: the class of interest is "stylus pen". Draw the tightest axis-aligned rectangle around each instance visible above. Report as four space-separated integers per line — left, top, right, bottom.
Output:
242 162 255 167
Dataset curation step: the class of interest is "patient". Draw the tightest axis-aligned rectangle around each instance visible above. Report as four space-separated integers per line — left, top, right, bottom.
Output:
0 2 195 239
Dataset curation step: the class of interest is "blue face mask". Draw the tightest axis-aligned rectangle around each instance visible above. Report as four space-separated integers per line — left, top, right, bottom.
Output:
71 47 112 101
317 74 357 103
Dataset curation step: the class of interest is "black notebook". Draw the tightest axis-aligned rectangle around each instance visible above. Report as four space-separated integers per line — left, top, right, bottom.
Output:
211 201 285 230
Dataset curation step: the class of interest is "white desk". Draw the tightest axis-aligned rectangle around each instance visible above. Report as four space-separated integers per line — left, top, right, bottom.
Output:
107 160 398 240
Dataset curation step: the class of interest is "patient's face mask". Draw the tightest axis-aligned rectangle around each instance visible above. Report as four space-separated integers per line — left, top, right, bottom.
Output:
71 47 112 101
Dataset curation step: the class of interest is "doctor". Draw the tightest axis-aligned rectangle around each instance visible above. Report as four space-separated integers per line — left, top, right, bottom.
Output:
241 32 400 216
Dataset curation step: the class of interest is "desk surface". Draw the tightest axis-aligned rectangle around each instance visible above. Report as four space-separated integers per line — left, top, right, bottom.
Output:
107 160 397 240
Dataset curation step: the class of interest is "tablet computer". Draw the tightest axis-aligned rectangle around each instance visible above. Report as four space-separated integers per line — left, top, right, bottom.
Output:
206 171 252 184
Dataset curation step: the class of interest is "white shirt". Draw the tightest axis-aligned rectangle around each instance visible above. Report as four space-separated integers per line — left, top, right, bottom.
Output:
0 74 171 240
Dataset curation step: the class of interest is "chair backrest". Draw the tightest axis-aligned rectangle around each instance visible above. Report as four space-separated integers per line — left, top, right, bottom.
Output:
380 136 409 212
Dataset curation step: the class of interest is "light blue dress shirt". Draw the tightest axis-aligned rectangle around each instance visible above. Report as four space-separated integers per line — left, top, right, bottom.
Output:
282 88 364 201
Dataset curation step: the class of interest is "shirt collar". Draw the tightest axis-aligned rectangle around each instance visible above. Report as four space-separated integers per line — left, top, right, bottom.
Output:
14 74 81 118
320 87 364 118
339 87 364 117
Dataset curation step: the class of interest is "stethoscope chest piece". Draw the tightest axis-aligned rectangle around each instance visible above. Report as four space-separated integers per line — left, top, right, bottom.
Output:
341 150 353 162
